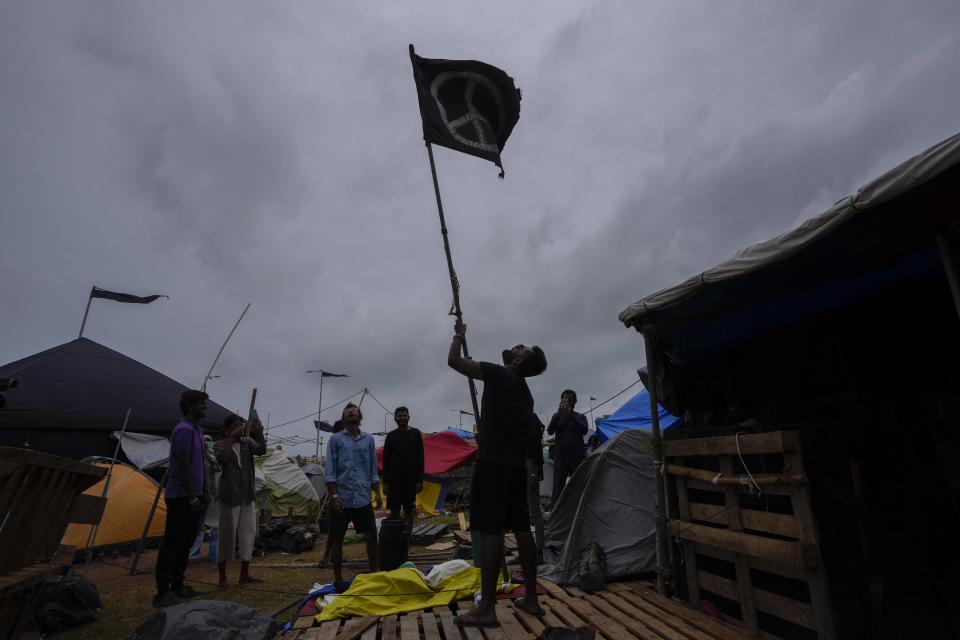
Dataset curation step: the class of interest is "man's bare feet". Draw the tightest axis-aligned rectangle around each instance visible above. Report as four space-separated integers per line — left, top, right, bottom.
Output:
455 608 500 628
514 598 545 617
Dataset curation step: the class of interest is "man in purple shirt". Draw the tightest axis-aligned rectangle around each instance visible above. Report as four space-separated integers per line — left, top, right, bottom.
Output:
153 389 209 608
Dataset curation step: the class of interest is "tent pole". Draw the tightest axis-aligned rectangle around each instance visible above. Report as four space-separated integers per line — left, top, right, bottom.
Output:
201 302 251 391
936 234 960 321
129 483 163 576
81 408 132 573
644 332 671 595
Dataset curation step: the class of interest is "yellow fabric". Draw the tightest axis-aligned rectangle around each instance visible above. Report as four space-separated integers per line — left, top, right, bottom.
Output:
317 566 487 621
62 463 166 548
372 480 443 517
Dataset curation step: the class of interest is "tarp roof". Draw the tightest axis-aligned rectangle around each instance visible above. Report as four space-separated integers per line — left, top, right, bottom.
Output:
0 337 231 458
619 132 960 334
376 430 476 476
595 388 680 443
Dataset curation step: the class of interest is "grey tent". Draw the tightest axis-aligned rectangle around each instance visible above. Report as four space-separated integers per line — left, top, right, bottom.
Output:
0 337 231 460
301 462 328 500
540 429 657 585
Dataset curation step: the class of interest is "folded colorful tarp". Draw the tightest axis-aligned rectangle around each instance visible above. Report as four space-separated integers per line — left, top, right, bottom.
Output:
376 430 476 475
316 565 485 621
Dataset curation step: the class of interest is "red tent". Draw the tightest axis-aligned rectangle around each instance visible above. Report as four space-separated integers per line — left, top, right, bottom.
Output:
377 430 476 474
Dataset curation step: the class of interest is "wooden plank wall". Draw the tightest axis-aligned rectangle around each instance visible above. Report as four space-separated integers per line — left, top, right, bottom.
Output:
663 431 836 639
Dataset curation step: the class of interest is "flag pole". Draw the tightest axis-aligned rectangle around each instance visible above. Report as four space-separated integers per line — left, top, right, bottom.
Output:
201 302 251 391
245 388 257 437
78 286 95 339
425 141 482 423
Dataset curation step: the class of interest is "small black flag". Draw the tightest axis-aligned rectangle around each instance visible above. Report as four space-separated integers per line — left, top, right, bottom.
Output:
91 287 168 304
319 371 348 378
409 45 521 177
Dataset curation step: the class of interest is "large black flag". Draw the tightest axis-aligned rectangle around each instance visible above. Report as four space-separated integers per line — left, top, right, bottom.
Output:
409 45 521 177
91 287 168 304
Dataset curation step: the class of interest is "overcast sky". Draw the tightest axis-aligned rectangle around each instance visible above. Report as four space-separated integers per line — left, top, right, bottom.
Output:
2 1 959 456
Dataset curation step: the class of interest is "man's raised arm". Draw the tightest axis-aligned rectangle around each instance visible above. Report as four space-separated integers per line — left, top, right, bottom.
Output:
447 320 482 380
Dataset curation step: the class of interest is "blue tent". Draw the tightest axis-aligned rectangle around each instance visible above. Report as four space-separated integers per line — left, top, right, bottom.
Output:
595 388 680 442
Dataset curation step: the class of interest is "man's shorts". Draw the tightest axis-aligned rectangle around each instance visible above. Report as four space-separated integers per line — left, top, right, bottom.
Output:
469 460 530 535
386 481 417 513
330 503 376 537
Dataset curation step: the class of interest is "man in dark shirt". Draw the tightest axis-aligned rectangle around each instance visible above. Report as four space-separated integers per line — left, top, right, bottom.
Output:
547 390 588 505
154 389 209 608
215 413 267 588
448 320 547 626
382 406 425 532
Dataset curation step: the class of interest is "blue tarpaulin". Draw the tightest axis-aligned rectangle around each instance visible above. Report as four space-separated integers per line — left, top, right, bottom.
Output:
595 389 680 442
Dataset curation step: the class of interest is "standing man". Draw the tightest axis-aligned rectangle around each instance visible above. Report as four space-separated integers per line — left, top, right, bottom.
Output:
382 406 425 532
215 412 267 588
324 403 382 591
154 390 209 608
547 390 588 506
448 320 547 626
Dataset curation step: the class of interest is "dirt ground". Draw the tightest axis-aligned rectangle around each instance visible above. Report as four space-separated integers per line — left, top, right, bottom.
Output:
46 540 395 639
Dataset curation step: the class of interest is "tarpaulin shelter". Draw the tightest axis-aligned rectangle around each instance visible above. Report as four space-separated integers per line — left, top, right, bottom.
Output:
376 430 477 516
616 131 960 637
62 462 166 549
301 462 327 501
0 338 232 461
540 429 656 584
595 388 680 443
255 449 321 518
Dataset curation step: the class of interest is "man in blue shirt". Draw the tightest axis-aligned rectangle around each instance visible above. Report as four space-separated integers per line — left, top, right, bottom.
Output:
324 403 382 589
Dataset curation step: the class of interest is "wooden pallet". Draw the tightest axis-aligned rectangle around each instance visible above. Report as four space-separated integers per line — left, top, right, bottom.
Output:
277 579 753 640
664 431 835 639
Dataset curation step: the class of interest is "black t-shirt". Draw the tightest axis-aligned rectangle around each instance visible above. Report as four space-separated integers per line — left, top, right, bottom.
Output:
478 361 535 469
382 427 424 485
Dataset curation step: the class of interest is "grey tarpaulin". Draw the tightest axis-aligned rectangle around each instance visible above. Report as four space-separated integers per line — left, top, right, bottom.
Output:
129 600 276 640
301 462 328 500
539 429 657 585
618 131 960 329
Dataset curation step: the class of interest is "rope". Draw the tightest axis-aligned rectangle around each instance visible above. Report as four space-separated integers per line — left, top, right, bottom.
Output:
588 379 641 414
266 389 366 432
735 431 762 497
364 389 394 416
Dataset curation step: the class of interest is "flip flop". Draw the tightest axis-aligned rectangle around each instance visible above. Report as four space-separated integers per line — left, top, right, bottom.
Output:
514 600 546 617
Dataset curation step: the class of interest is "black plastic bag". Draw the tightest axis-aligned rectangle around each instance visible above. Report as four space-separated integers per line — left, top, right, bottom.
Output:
34 572 102 632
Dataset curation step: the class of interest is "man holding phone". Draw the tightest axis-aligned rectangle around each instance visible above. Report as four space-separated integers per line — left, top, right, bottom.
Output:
547 390 588 506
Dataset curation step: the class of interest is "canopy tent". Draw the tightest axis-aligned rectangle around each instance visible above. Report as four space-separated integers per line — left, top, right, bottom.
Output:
62 462 166 549
617 132 960 415
595 389 680 443
0 338 232 460
540 429 657 585
255 449 321 518
375 430 477 516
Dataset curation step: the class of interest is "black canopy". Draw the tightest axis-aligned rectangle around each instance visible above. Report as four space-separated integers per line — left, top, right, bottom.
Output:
0 338 231 460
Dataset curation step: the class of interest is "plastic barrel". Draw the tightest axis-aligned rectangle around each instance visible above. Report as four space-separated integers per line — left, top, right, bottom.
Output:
378 518 409 571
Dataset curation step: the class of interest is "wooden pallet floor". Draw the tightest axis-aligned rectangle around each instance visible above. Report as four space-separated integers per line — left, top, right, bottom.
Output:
278 579 753 640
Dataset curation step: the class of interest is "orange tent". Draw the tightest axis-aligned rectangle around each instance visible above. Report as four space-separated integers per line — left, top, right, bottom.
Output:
62 462 166 548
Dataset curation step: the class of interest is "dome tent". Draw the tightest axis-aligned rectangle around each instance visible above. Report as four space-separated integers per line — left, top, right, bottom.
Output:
540 429 657 585
62 461 167 549
255 450 321 518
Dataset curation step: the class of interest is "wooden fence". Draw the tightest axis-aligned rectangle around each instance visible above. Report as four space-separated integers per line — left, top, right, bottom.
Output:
0 447 107 639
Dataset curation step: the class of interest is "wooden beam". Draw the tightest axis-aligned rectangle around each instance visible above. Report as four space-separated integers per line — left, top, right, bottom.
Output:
665 463 805 487
66 493 107 525
334 616 379 640
698 572 816 630
689 502 800 539
671 520 820 568
662 431 799 458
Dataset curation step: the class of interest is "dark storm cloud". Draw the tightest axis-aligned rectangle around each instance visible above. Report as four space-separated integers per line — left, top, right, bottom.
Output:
2 1 958 454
